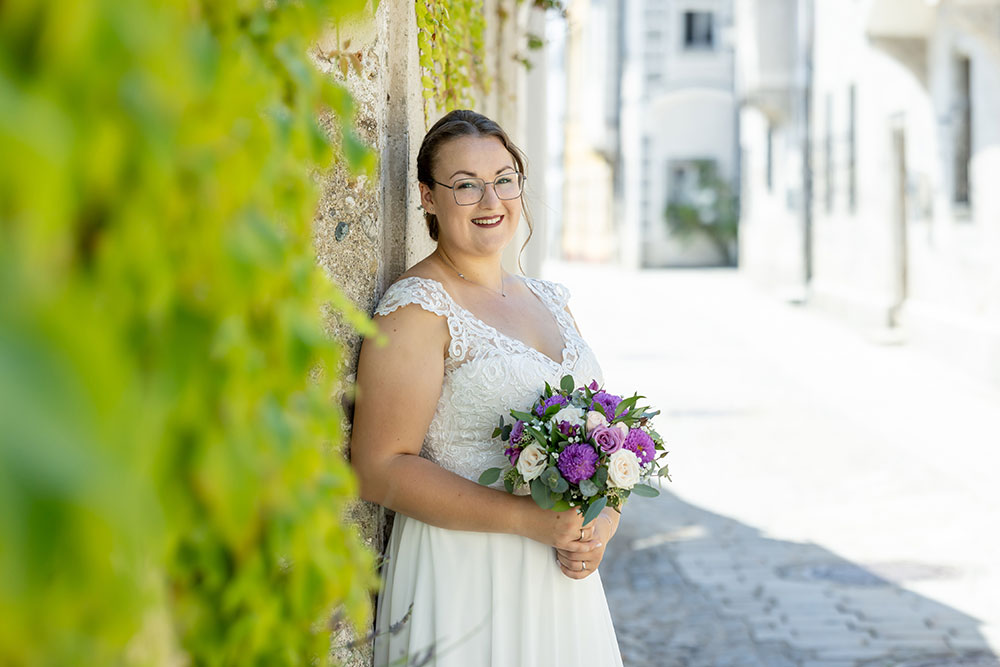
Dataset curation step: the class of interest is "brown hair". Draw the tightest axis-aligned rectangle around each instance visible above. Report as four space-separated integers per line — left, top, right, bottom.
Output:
416 110 533 263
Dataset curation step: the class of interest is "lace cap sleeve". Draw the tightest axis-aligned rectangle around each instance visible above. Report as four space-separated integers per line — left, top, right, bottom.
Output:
374 277 452 319
525 277 571 309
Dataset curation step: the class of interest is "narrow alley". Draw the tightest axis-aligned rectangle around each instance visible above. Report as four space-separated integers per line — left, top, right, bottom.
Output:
549 262 1000 667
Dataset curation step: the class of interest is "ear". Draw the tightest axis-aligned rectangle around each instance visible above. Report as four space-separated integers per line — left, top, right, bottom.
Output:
419 182 437 215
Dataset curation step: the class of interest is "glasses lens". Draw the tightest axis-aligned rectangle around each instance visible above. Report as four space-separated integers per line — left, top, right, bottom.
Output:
453 178 485 205
494 172 523 200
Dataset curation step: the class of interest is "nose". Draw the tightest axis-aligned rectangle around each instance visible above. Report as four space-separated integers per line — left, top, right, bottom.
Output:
480 181 502 207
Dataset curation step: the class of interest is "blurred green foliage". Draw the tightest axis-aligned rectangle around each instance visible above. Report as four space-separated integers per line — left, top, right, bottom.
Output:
0 0 379 664
665 160 739 266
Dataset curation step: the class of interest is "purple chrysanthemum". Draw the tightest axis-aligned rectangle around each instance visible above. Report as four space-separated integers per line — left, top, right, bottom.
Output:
535 394 568 416
624 428 655 465
510 420 526 443
557 443 599 484
590 390 623 420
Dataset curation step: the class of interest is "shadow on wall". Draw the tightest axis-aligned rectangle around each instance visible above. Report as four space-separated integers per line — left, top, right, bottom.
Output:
603 489 999 667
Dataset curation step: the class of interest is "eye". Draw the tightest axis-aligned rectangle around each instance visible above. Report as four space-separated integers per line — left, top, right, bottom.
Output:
456 181 478 190
496 175 515 185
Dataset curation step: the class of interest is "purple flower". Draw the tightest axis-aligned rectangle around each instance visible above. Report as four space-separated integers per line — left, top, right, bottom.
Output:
505 446 521 465
624 428 655 465
558 420 580 437
510 420 526 444
535 394 568 416
557 443 599 484
590 390 623 420
590 424 625 454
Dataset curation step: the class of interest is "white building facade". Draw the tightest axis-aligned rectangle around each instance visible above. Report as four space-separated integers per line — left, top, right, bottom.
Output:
737 0 1000 386
562 0 737 267
623 0 738 267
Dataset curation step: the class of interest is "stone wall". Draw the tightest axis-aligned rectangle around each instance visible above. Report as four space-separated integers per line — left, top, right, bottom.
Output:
311 2 543 664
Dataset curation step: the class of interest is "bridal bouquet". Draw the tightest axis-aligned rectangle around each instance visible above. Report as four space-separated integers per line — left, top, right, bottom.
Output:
478 375 670 525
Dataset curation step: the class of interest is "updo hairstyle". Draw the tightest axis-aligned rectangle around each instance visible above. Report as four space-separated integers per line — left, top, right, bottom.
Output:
416 109 532 248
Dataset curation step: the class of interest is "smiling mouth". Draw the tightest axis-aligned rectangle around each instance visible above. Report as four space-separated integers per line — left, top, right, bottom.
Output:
471 215 503 227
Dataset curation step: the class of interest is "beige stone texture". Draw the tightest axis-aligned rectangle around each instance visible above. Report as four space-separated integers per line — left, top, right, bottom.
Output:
309 2 540 664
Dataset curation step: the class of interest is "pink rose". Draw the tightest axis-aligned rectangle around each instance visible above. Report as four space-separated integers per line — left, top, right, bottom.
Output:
590 424 625 454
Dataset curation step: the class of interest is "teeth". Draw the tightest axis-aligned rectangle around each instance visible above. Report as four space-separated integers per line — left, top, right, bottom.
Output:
472 215 502 226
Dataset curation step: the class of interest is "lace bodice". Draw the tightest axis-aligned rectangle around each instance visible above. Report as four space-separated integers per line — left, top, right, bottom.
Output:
373 276 604 487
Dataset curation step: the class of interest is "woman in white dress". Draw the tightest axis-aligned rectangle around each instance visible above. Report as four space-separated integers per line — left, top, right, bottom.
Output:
350 110 623 666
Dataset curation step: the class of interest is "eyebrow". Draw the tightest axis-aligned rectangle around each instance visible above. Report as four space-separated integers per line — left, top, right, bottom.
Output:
448 166 516 179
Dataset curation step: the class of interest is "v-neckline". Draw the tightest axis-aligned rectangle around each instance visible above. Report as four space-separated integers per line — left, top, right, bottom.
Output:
414 276 570 368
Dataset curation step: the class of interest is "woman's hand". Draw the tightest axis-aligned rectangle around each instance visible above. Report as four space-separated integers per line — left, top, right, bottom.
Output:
518 496 590 552
555 510 618 580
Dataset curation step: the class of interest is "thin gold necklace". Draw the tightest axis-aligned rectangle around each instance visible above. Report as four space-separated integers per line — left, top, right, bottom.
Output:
437 246 507 298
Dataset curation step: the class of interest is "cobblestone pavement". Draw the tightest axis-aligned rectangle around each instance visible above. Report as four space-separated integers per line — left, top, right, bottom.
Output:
548 264 1000 667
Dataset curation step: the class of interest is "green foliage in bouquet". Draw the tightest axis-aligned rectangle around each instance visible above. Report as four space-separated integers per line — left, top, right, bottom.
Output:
480 375 670 526
0 0 377 664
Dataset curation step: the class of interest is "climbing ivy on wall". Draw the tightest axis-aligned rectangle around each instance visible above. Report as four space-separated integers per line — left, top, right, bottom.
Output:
0 0 377 664
416 0 490 122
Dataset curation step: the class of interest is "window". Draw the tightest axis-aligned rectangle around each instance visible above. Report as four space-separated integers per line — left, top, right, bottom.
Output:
824 93 834 213
848 84 857 214
954 54 971 206
683 11 714 50
766 124 774 192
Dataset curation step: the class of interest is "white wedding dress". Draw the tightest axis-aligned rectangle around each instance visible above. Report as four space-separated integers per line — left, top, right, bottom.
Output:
372 276 623 667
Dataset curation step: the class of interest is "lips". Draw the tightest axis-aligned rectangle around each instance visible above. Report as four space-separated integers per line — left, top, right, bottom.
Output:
471 215 503 227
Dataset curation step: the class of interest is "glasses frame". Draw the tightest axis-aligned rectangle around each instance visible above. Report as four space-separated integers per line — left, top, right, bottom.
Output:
432 171 525 206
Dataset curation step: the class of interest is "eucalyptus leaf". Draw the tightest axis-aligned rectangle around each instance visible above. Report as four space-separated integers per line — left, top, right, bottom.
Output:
511 410 534 422
560 374 575 393
530 478 555 509
552 474 569 494
581 496 607 525
478 467 502 486
504 477 514 494
594 466 608 489
579 478 598 498
631 484 660 497
551 499 571 512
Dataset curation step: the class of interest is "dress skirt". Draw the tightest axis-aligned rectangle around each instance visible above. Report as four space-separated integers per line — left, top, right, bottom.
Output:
373 515 624 667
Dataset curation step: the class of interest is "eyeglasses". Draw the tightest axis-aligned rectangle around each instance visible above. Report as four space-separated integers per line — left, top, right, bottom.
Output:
432 171 525 206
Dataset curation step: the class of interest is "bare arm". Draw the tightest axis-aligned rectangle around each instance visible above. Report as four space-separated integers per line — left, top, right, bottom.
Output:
349 302 592 552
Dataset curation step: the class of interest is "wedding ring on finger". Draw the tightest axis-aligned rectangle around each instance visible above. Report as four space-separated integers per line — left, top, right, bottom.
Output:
581 561 587 571
580 528 585 541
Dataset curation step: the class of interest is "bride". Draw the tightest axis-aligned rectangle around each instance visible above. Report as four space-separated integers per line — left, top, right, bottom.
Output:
350 109 624 666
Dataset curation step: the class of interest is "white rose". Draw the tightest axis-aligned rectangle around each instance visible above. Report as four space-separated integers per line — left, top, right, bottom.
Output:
584 410 608 434
607 449 641 489
516 443 548 481
552 405 585 428
612 422 629 439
